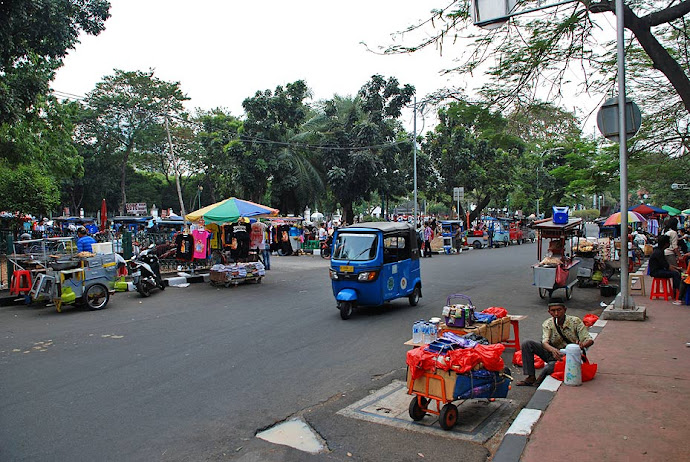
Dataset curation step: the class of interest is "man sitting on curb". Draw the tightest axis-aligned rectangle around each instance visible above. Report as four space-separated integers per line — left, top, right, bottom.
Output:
517 297 594 386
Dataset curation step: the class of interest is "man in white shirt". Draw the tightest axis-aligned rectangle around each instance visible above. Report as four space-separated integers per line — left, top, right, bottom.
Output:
318 223 327 241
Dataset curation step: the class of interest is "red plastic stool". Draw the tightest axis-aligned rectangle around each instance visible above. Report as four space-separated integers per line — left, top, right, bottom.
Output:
10 270 32 296
649 277 673 301
502 315 527 350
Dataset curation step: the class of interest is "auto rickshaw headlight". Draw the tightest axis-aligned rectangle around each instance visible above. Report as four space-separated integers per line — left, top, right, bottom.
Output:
357 271 378 281
329 269 339 280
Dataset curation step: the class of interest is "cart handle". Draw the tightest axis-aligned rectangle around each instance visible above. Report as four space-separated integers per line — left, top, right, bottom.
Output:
446 293 473 306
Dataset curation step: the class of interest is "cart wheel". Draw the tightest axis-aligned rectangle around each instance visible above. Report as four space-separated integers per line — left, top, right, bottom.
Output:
84 284 109 310
409 396 429 421
565 285 573 300
257 277 262 284
408 286 420 306
472 240 482 249
338 301 354 320
439 403 459 430
538 288 549 299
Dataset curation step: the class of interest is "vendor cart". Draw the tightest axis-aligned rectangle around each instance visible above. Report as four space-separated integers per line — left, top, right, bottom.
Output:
209 262 265 287
29 243 118 312
531 217 583 300
407 368 512 430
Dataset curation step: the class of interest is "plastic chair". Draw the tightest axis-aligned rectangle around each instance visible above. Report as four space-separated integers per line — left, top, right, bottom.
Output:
649 277 673 301
10 270 32 296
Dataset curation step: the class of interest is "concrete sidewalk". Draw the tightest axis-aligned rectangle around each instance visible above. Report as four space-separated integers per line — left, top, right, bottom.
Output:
517 293 690 461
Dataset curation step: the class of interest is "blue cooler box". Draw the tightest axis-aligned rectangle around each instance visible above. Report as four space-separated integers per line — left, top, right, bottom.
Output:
552 206 569 224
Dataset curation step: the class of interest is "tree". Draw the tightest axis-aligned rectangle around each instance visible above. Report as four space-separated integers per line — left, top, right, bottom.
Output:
0 0 110 124
241 81 315 211
422 101 523 221
80 69 189 215
194 109 245 204
385 1 690 155
305 76 415 224
0 96 82 214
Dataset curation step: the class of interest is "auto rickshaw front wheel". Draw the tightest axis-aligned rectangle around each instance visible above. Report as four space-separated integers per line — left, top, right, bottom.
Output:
338 301 354 320
409 286 420 306
84 284 110 310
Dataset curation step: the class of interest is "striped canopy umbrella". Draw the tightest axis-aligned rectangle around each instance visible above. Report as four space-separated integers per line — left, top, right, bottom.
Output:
603 211 647 227
185 197 278 224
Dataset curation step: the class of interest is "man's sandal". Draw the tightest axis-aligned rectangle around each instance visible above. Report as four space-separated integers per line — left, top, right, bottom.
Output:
516 380 535 386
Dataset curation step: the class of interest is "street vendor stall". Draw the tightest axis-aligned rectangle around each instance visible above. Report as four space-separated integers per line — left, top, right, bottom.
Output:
405 294 513 430
26 237 119 312
185 197 278 287
532 216 583 300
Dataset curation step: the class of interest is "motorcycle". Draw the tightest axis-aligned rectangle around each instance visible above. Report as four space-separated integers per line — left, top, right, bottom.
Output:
129 244 165 297
320 235 333 259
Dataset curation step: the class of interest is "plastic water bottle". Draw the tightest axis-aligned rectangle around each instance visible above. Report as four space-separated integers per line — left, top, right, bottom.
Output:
421 322 430 344
429 322 438 341
412 321 421 343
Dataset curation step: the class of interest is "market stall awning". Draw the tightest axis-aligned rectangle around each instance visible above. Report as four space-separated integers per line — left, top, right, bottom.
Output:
185 197 279 224
662 205 682 216
629 204 667 216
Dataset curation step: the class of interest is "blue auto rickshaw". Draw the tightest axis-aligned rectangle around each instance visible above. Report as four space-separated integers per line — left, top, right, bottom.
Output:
329 222 422 320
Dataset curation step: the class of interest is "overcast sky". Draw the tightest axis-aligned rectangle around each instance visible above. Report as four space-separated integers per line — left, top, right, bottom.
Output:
51 1 472 129
51 0 607 134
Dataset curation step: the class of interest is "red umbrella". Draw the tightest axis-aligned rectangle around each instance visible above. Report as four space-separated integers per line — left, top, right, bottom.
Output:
100 199 107 231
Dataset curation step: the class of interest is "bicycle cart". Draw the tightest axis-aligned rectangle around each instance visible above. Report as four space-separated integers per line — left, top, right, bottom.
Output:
531 217 583 300
407 368 512 430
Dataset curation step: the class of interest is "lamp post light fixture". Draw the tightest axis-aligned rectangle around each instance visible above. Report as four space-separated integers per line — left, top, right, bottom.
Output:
197 185 203 211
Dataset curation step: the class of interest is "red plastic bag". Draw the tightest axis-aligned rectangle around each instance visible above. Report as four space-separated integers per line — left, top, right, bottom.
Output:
483 306 508 318
551 357 598 382
511 350 545 369
555 264 569 286
582 314 599 327
473 344 506 371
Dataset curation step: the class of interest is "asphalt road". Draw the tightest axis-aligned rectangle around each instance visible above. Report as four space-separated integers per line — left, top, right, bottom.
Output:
0 238 609 461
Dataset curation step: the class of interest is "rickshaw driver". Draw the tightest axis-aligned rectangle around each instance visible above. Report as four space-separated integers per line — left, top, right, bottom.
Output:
516 298 594 386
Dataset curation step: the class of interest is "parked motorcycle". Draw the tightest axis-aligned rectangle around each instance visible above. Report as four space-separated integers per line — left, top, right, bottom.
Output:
130 244 165 297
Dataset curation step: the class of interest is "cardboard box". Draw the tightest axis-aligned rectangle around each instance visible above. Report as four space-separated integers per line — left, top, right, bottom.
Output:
643 244 653 256
484 317 511 343
406 368 457 400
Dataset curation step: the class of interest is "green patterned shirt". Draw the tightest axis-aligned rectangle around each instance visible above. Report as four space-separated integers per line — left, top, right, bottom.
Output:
542 315 592 349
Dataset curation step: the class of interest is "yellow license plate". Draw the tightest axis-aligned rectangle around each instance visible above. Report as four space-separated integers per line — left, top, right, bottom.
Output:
340 265 354 273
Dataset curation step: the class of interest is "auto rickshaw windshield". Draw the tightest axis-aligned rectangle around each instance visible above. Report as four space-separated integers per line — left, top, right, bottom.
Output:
333 233 378 261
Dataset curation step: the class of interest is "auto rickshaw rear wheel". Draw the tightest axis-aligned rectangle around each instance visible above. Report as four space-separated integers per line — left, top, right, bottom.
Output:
409 286 420 306
408 396 429 421
338 301 354 320
439 403 459 430
84 284 109 310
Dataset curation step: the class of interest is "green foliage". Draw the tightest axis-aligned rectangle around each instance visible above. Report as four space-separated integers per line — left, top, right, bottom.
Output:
0 0 110 124
79 69 189 214
422 101 522 220
0 162 60 214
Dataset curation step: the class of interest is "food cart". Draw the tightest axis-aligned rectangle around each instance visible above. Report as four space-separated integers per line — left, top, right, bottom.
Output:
532 217 583 300
27 239 118 312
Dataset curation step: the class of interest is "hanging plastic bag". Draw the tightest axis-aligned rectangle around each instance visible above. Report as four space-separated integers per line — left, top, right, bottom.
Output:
582 314 599 327
555 264 569 286
511 350 545 369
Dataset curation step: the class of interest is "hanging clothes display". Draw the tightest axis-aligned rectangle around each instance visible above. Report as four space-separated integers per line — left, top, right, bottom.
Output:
191 228 211 260
175 232 194 261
